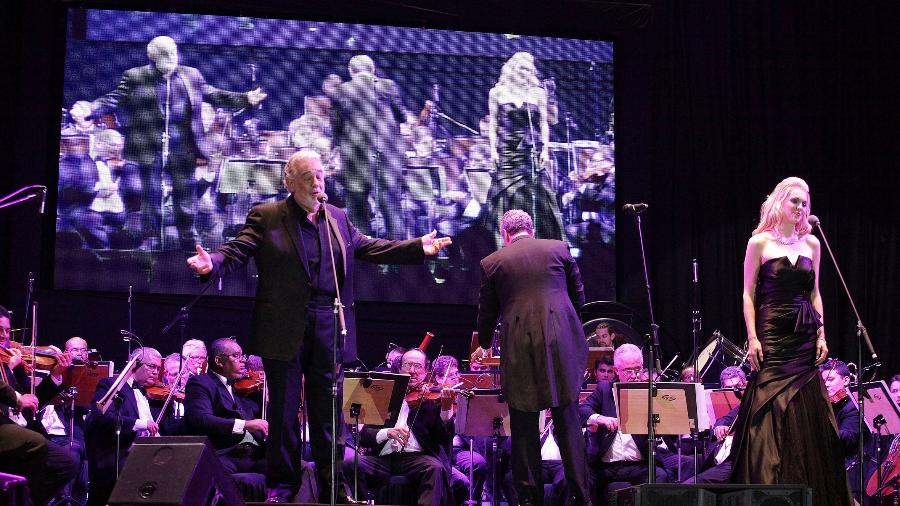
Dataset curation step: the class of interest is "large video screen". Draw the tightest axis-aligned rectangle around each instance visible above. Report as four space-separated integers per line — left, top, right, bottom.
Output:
54 9 615 304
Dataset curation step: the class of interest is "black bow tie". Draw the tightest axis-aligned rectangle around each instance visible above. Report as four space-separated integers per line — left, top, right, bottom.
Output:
131 384 146 395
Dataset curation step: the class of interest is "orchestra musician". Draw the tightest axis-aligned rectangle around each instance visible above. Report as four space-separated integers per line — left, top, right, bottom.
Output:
90 35 266 252
184 338 269 502
186 151 450 502
819 359 862 499
345 348 455 505
84 347 163 506
678 366 748 484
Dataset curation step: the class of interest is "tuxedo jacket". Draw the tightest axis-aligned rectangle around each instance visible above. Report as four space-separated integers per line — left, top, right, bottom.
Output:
477 236 587 411
184 371 262 452
832 395 860 458
92 64 249 166
207 199 424 362
359 399 455 466
84 377 147 477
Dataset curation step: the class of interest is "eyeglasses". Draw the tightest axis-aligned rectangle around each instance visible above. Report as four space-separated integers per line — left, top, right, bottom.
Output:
400 362 425 372
618 367 643 377
218 352 246 362
142 363 161 372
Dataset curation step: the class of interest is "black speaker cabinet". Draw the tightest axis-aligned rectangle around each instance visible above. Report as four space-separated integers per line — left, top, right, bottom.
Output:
615 484 717 506
108 436 244 506
718 485 812 506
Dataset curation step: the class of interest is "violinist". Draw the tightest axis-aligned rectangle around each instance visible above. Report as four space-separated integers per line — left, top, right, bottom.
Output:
84 347 162 506
64 336 90 364
676 366 748 484
144 352 188 435
819 360 860 457
346 348 454 506
182 338 209 376
434 354 488 505
184 338 268 502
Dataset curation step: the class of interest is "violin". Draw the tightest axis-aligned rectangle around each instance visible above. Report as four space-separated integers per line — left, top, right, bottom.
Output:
829 388 849 405
146 384 185 402
0 341 59 371
234 370 266 396
868 434 900 497
404 381 472 409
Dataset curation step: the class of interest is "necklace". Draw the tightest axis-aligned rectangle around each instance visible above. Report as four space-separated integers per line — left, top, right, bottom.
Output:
772 229 799 246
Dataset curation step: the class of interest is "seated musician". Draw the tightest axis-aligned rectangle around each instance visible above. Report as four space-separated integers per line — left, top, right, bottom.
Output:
434 354 488 504
678 366 747 484
891 374 900 407
593 355 617 383
562 147 615 244
345 348 455 505
0 378 79 506
84 347 162 506
184 338 269 502
37 336 93 502
61 100 99 137
145 352 188 436
182 338 208 376
587 322 617 349
579 344 682 500
819 360 860 461
58 128 142 249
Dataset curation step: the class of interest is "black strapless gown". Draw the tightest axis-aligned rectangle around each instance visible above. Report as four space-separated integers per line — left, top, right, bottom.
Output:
729 255 852 505
483 102 564 247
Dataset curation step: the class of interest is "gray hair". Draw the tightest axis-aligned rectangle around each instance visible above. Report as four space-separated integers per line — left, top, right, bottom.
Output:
348 54 375 75
129 347 162 364
613 343 642 368
500 209 534 236
283 150 323 183
181 338 207 358
719 366 747 385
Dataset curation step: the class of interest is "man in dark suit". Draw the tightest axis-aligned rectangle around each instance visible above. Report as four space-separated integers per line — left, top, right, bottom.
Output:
187 151 451 502
471 209 590 505
84 347 162 506
820 359 861 499
580 343 686 501
331 54 407 239
185 337 269 501
346 348 455 505
91 35 266 251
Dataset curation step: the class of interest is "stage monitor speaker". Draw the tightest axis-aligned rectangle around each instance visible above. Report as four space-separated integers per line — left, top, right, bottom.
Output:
108 436 245 506
615 484 716 506
718 486 812 506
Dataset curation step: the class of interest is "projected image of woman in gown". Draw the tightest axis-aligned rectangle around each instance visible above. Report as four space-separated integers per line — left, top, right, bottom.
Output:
730 176 852 504
484 52 565 248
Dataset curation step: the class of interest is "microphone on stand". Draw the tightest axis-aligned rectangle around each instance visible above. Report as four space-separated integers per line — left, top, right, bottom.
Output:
623 203 648 215
38 187 46 215
432 83 440 105
316 193 329 214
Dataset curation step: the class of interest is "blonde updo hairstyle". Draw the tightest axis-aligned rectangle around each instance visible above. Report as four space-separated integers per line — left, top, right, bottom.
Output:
752 176 812 238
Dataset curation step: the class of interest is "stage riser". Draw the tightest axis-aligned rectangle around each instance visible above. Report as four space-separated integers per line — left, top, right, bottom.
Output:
614 484 813 506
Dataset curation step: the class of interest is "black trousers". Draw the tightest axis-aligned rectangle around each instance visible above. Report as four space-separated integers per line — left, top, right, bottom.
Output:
138 152 198 250
509 402 589 505
0 425 78 506
351 452 450 506
262 304 346 496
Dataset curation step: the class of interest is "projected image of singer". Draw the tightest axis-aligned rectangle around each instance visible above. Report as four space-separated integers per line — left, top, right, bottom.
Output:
186 151 451 502
331 54 407 240
90 35 267 252
484 52 565 249
729 177 852 504
471 210 590 505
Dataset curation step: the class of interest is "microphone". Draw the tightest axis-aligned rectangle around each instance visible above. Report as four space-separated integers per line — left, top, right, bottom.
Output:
692 258 699 283
432 83 440 104
808 215 820 227
39 187 46 215
317 193 328 204
623 203 648 215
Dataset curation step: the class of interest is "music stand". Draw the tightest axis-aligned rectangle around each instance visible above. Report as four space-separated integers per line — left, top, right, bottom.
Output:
850 381 900 434
459 372 498 389
469 332 501 368
615 382 710 436
457 389 510 506
216 158 285 195
342 371 409 501
56 361 114 407
706 388 741 423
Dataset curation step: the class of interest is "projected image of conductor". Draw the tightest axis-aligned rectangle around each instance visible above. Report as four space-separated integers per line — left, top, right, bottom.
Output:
331 55 407 240
485 52 565 248
89 35 267 252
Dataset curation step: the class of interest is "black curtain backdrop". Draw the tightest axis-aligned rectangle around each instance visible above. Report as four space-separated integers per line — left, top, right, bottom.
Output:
1 1 897 376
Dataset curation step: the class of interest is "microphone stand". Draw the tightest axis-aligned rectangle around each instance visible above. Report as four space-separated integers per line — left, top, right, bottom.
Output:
690 258 701 482
810 215 879 501
627 204 662 483
320 198 347 505
160 275 218 376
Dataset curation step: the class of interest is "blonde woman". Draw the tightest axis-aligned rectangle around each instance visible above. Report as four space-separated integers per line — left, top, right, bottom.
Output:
729 177 852 504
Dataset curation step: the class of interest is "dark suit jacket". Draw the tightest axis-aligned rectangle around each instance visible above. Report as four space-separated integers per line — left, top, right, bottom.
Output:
184 371 262 452
832 395 860 458
359 399 454 467
207 199 425 362
92 64 249 165
477 236 587 411
84 377 146 478
331 73 406 193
